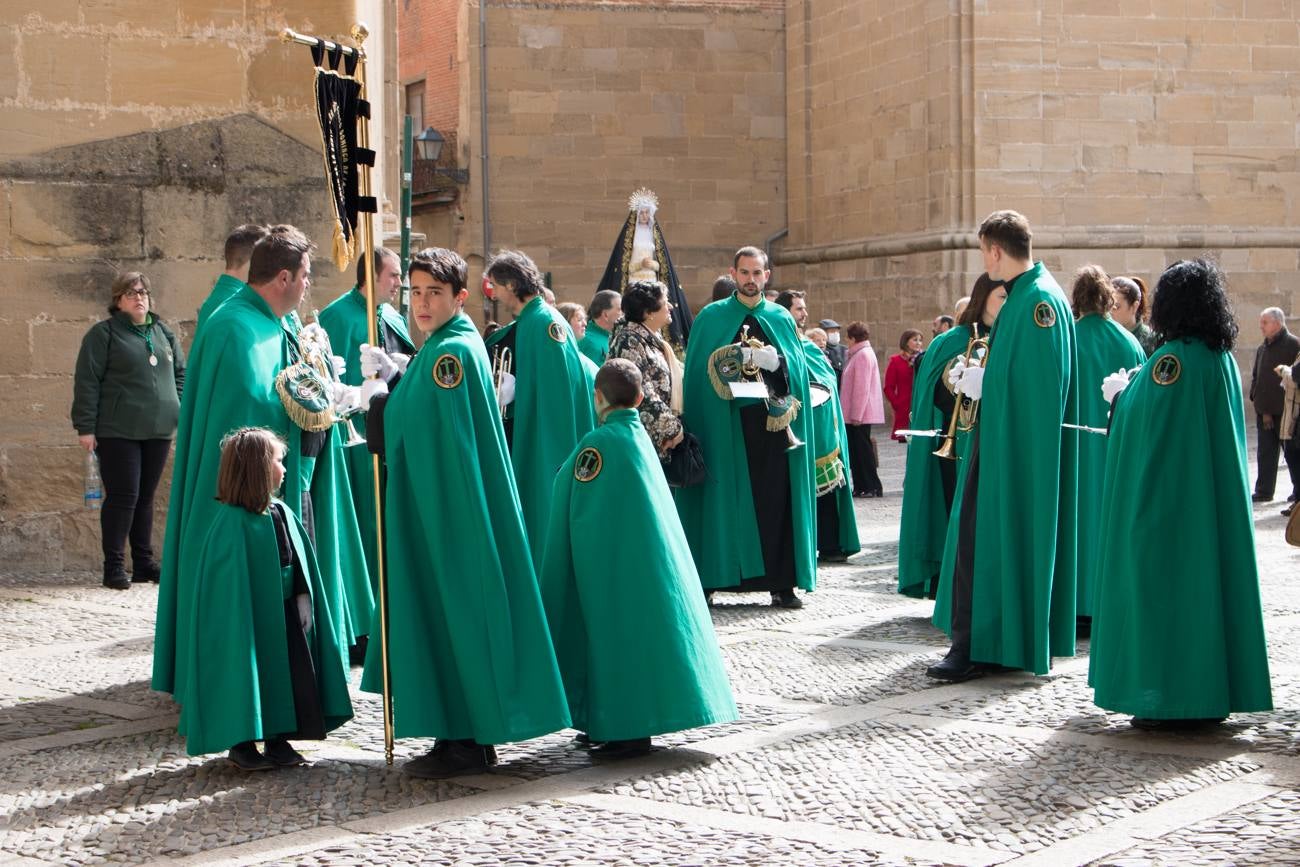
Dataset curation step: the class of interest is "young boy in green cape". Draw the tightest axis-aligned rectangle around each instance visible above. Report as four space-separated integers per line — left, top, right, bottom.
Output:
541 359 738 759
178 427 353 769
358 248 571 779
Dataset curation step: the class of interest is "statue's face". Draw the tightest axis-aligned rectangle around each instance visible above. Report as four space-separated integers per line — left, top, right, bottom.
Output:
637 208 652 226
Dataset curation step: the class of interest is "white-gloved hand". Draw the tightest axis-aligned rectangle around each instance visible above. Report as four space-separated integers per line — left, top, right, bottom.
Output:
752 344 780 372
957 362 985 400
359 344 398 382
1101 369 1132 403
498 372 517 407
391 352 411 376
330 354 347 379
360 377 389 407
332 382 361 415
299 323 328 345
295 593 312 633
947 357 967 388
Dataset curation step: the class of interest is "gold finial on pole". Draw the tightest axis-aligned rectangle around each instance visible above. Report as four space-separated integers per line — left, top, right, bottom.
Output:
350 22 370 44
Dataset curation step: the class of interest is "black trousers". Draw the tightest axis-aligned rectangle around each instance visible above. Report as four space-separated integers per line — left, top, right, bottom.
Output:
731 402 796 593
96 437 172 572
1254 414 1300 499
846 424 883 495
949 430 982 658
816 492 840 556
281 599 326 741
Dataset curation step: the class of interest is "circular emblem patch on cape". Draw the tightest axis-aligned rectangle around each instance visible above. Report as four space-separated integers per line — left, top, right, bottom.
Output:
432 353 464 389
548 321 567 343
1151 353 1182 386
1033 302 1057 328
574 447 603 482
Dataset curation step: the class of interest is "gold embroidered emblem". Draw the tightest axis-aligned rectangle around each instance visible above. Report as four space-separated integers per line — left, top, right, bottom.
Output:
1033 302 1057 328
574 447 603 482
432 354 463 389
1151 354 1181 386
548 321 567 343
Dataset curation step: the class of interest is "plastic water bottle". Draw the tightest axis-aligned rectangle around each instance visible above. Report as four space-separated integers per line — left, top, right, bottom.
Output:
84 451 103 510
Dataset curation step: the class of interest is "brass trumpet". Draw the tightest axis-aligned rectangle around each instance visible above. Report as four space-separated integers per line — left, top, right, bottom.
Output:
491 345 513 414
933 325 989 461
304 310 367 448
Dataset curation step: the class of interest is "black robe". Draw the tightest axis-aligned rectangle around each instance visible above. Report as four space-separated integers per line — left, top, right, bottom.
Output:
596 212 693 349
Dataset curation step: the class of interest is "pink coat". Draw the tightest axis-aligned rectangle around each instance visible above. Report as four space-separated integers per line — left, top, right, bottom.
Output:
840 341 885 425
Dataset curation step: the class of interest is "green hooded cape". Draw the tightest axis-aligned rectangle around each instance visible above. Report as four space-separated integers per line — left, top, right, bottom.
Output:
176 500 353 755
540 408 738 741
360 312 570 743
954 263 1078 674
1088 339 1272 718
195 273 246 335
578 322 611 366
154 286 307 696
677 295 817 591
305 429 374 643
803 337 860 557
1073 313 1145 617
318 287 415 589
484 296 596 565
898 325 970 598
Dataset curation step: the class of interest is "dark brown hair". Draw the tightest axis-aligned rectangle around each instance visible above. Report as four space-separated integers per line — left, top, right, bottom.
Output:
733 246 767 269
355 245 401 289
1111 275 1149 323
247 225 314 286
215 427 286 514
978 210 1032 261
710 275 738 302
846 321 869 342
486 249 545 301
1071 264 1115 318
108 271 150 315
411 247 468 294
595 358 642 409
898 329 922 351
958 274 1005 328
224 224 269 271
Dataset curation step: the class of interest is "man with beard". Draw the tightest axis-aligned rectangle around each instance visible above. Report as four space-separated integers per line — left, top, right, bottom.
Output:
678 247 816 609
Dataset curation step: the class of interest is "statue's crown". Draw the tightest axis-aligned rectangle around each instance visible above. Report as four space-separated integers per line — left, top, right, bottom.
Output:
628 187 659 213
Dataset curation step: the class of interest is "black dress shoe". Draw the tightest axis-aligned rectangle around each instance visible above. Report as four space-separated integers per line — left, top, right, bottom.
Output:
131 561 161 583
228 741 275 771
348 635 369 667
1283 505 1294 517
102 566 130 591
263 738 308 767
1252 492 1272 502
590 737 653 760
818 551 849 563
925 650 985 683
404 739 491 779
771 590 803 609
1130 716 1226 732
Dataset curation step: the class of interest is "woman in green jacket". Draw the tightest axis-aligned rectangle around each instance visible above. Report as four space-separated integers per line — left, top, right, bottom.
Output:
71 272 185 590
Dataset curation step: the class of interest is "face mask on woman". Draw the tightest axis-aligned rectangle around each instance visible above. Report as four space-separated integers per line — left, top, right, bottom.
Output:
827 332 841 346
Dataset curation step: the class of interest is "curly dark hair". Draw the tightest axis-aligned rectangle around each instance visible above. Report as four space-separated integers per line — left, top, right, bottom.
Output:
622 280 667 324
1070 264 1114 318
486 249 545 301
1150 258 1237 353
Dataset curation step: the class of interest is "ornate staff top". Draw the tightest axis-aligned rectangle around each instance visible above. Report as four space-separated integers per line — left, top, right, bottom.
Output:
280 25 367 59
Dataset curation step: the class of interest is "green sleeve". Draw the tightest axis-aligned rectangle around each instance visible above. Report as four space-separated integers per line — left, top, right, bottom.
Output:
71 322 109 435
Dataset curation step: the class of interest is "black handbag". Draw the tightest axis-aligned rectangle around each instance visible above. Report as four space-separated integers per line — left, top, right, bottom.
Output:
661 429 707 488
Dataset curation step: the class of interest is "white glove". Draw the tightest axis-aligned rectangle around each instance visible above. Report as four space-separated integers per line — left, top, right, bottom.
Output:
956 361 985 400
947 357 967 388
295 593 312 633
330 354 347 379
498 372 517 407
360 377 389 407
1276 364 1293 382
1101 369 1132 403
332 382 362 415
752 344 780 372
391 352 410 376
359 344 398 382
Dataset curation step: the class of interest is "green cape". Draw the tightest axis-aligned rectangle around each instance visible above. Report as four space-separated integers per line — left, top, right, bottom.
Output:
898 325 970 598
318 287 414 589
577 322 611 366
485 296 597 565
306 428 374 642
176 500 353 755
154 286 307 696
1088 339 1272 717
194 273 246 335
677 295 817 590
959 263 1079 674
930 407 977 635
540 408 738 741
360 312 570 742
1073 314 1145 617
803 337 860 557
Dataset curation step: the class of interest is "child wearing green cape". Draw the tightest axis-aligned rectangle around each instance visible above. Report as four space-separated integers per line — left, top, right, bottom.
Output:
174 427 353 770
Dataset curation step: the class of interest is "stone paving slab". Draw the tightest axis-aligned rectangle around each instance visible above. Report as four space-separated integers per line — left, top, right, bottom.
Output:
1095 789 1300 866
0 699 121 744
0 729 478 866
706 587 916 634
605 719 1262 856
720 636 939 706
258 800 929 867
0 597 150 655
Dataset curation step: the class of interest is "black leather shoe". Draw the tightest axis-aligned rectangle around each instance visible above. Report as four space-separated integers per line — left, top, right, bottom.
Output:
103 566 130 591
1130 716 1226 732
131 561 161 583
263 738 307 767
818 551 849 563
228 741 275 771
926 650 985 683
348 635 369 667
404 740 491 779
1283 505 1294 517
590 737 653 760
771 591 803 609
1252 492 1272 502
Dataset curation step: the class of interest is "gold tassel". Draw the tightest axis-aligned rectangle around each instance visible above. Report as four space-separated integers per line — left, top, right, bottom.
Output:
766 396 801 432
707 346 734 400
332 221 351 272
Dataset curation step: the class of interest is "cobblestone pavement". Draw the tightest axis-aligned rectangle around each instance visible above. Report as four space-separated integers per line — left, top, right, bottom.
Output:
1 444 1297 866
